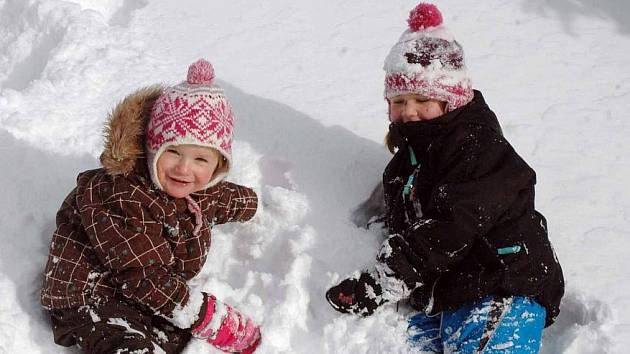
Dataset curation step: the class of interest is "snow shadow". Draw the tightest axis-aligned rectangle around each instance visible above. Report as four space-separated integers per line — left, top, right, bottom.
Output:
109 0 149 27
218 83 397 349
522 0 630 35
0 129 96 352
223 81 389 216
224 81 392 278
541 289 614 353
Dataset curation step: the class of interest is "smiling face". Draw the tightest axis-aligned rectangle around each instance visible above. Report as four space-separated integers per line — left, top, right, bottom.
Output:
388 93 446 123
156 144 220 198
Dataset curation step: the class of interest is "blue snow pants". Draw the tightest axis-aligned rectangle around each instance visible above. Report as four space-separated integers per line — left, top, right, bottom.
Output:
407 296 546 353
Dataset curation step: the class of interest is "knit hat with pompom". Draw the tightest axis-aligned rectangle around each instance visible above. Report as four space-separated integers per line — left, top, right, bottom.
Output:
384 3 473 112
146 59 234 190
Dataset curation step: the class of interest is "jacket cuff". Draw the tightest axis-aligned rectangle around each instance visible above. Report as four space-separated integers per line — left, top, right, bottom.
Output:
190 292 210 330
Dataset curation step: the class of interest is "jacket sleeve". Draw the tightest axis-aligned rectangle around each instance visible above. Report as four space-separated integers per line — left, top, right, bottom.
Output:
198 181 258 225
76 173 201 327
378 127 535 288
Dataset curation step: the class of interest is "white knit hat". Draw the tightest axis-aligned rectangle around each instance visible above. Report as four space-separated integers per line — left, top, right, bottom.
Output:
384 3 474 112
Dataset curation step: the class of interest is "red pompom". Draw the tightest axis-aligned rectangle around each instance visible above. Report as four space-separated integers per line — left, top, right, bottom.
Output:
407 3 443 32
187 59 215 85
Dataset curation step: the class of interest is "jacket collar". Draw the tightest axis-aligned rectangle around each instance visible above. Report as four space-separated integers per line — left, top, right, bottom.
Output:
388 90 501 159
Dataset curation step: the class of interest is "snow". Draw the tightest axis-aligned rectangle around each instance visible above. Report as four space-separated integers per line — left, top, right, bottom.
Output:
168 288 203 329
1 0 629 353
107 317 147 338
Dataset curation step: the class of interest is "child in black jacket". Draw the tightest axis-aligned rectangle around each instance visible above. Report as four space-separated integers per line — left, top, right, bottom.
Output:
326 3 563 353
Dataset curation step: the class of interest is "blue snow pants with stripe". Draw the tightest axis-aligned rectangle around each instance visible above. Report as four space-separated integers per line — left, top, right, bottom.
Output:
407 296 546 353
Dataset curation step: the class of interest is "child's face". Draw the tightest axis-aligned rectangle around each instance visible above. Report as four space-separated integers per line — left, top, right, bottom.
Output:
388 94 446 123
156 144 220 198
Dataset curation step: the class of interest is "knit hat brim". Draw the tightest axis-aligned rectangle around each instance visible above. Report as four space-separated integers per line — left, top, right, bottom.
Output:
147 140 232 192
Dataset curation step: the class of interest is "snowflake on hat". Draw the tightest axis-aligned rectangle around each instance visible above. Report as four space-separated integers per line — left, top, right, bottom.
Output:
383 2 474 112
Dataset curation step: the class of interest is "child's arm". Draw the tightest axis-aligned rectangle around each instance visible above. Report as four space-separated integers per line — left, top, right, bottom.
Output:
196 181 258 225
75 173 202 328
328 127 535 316
390 129 533 275
375 127 536 300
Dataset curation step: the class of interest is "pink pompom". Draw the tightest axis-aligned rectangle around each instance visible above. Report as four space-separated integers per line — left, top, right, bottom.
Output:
407 3 443 32
187 59 215 85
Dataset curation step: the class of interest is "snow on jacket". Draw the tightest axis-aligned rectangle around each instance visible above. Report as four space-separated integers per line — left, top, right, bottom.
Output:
380 90 564 326
40 87 257 325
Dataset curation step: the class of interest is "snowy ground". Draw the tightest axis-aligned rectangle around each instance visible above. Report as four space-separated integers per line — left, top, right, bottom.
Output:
1 0 629 353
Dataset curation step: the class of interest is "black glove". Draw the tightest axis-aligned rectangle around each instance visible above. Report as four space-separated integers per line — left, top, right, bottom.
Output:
325 272 385 317
376 234 425 290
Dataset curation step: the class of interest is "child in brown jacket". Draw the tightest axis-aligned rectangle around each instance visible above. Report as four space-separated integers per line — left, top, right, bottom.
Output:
41 59 261 354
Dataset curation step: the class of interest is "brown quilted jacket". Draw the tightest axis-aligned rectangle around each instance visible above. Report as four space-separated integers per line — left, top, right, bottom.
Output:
40 86 257 321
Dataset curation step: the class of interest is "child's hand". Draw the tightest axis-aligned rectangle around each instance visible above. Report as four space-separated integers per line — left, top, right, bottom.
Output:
192 294 261 353
325 272 385 316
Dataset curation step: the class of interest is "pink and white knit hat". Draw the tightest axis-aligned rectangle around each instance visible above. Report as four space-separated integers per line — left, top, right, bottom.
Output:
384 3 474 112
146 59 234 190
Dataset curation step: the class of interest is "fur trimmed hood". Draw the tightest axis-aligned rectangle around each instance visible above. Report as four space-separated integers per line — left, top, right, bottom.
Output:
100 86 164 176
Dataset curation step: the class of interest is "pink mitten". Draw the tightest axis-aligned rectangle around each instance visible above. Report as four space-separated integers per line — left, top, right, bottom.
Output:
192 295 261 353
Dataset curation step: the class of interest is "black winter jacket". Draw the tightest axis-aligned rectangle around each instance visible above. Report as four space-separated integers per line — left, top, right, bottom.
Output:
382 90 563 326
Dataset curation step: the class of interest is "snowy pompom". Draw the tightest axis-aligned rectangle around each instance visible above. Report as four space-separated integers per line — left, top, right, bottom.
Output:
187 59 215 85
407 3 443 32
